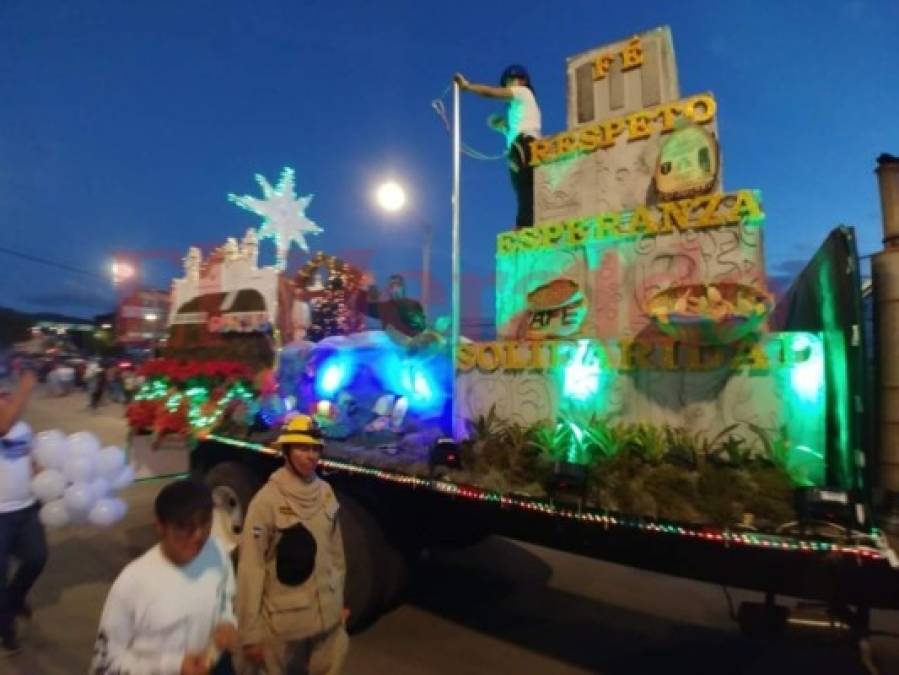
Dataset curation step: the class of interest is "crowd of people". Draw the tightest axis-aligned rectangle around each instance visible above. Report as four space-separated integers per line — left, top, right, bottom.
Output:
0 365 346 674
7 355 145 408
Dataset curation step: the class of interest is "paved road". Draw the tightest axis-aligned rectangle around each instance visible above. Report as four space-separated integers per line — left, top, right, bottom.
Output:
7 387 899 674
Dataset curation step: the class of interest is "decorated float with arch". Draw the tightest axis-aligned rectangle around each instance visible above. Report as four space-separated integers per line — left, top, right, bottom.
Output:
126 26 899 636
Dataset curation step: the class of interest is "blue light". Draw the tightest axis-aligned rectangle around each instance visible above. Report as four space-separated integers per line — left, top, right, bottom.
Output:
378 352 447 415
399 361 434 405
316 356 354 397
412 371 432 399
400 364 436 404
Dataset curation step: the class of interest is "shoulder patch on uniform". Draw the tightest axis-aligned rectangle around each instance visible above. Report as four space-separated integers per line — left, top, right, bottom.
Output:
252 525 265 538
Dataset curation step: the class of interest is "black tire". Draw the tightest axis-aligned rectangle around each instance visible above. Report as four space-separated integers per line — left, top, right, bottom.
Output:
205 461 263 552
377 539 408 612
337 492 390 633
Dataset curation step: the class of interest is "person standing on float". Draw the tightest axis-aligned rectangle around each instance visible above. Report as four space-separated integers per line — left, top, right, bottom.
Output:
237 415 347 675
454 65 542 229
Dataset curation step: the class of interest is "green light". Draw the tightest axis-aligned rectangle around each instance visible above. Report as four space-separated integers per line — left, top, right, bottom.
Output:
185 386 207 398
773 332 827 486
134 378 169 402
566 420 585 463
542 152 583 189
165 393 183 412
569 421 584 444
563 340 601 401
789 333 824 403
818 262 853 489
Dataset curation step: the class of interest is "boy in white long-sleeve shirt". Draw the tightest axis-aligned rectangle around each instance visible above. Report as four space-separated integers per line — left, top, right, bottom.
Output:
90 480 238 675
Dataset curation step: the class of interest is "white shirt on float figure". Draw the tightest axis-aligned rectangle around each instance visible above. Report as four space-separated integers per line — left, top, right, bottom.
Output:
90 537 236 675
504 84 542 148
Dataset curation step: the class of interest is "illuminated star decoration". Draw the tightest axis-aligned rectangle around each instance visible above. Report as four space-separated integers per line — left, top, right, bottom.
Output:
228 167 323 270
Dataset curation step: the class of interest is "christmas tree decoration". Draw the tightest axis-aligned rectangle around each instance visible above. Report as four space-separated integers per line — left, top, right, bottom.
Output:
294 252 366 339
228 167 323 270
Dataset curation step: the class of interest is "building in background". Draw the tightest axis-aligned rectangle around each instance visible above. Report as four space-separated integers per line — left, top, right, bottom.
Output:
115 289 170 352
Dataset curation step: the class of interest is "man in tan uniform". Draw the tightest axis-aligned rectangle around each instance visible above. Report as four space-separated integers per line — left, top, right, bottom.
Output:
237 415 348 675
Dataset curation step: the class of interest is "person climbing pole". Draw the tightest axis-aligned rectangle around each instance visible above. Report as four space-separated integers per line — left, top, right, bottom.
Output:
454 64 542 229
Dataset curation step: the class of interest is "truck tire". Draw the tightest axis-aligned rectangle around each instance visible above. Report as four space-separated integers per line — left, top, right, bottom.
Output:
377 538 408 612
205 461 263 554
337 493 393 633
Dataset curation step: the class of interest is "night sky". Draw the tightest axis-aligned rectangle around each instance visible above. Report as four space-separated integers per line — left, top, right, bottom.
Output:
1 0 897 323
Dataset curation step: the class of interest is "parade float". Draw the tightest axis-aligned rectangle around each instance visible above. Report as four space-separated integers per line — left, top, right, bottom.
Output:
126 27 899 636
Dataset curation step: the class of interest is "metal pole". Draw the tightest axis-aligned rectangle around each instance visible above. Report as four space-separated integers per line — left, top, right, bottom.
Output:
874 154 899 532
451 81 461 439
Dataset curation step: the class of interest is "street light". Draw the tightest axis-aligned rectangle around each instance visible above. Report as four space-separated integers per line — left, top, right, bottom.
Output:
374 180 432 313
375 181 407 213
110 260 135 285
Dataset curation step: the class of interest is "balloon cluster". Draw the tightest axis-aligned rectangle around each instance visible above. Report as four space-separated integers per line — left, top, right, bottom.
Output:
295 252 366 340
31 430 134 529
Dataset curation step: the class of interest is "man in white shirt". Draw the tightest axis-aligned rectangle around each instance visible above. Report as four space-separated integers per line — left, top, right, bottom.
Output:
0 370 44 656
90 480 239 675
454 64 542 229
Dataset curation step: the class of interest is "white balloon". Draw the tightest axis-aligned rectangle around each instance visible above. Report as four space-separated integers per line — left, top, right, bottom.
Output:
64 455 96 485
88 498 127 527
36 429 66 446
63 482 96 515
97 446 126 480
90 476 111 501
34 430 69 470
110 465 135 492
31 469 67 502
39 499 70 529
68 431 101 457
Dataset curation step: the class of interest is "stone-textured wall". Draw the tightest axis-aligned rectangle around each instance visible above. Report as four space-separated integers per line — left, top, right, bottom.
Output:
533 109 721 224
496 219 765 340
566 27 679 129
456 334 826 485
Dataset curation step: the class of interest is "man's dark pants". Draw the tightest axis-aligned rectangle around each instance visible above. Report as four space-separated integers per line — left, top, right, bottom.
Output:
509 133 536 229
0 504 47 637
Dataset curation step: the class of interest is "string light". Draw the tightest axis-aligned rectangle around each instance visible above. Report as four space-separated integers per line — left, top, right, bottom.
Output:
133 378 169 401
186 382 256 431
133 379 256 432
165 392 184 412
206 434 887 562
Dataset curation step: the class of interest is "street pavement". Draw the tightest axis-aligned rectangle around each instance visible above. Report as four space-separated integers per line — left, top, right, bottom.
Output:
5 387 899 674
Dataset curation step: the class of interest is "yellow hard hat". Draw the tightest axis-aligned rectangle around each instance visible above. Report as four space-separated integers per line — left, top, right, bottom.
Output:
276 415 324 448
